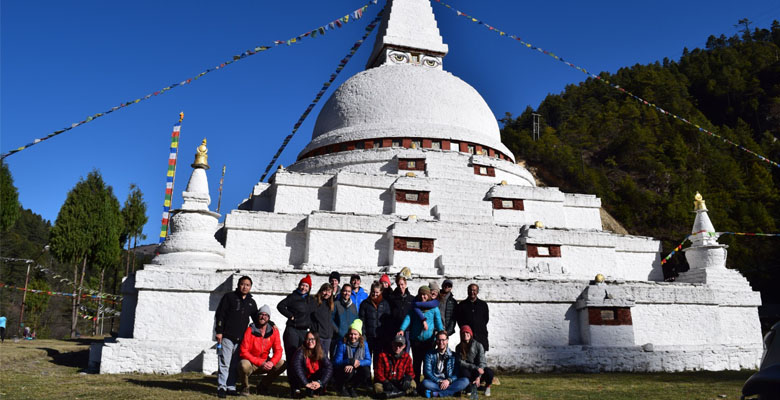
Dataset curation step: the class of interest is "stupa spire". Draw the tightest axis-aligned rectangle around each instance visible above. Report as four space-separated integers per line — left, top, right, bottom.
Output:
367 0 449 68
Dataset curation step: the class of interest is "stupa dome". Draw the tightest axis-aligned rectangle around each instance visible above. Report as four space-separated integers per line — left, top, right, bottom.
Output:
301 63 514 160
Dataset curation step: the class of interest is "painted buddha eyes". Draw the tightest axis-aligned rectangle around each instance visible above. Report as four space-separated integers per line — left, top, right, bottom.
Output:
424 59 438 67
391 53 409 63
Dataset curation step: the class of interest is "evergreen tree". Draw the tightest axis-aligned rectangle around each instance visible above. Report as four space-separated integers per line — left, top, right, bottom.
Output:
0 163 21 232
49 170 122 338
121 184 148 276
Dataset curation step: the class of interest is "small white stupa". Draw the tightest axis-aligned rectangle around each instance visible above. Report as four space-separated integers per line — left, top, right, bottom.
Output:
94 0 763 374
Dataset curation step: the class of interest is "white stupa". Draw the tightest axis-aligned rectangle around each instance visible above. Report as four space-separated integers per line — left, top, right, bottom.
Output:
94 0 762 373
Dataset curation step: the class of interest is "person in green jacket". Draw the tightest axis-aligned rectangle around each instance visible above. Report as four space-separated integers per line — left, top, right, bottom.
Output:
397 286 443 384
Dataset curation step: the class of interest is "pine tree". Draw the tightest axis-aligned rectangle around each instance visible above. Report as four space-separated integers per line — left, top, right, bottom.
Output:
0 162 21 232
49 170 122 338
121 184 148 276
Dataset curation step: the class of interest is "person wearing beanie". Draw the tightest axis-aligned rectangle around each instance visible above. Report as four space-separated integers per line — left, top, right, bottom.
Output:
398 286 443 384
277 274 314 377
214 276 258 398
380 274 392 290
238 306 284 396
374 334 415 399
359 281 392 369
329 271 341 297
456 325 495 398
333 284 359 358
438 280 458 337
333 319 372 397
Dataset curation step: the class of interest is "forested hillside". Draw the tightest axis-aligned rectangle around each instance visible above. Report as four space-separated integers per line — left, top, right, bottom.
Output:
501 21 780 302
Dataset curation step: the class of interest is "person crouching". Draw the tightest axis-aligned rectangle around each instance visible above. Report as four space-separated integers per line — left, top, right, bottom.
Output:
421 330 470 397
374 334 415 399
289 332 332 398
456 325 495 398
237 305 285 396
333 319 372 397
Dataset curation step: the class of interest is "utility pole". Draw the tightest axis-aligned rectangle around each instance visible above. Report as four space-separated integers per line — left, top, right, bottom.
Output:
17 261 31 337
532 113 541 141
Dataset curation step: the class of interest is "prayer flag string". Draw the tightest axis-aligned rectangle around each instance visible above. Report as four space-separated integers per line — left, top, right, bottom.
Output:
0 1 379 161
432 0 780 169
0 282 119 305
160 114 183 243
660 230 780 265
0 257 123 300
259 8 384 182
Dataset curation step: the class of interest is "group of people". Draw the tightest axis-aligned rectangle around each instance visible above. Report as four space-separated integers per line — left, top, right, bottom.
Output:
214 272 493 399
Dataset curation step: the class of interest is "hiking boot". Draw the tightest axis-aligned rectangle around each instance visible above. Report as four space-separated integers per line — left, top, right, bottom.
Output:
349 387 358 398
217 388 227 398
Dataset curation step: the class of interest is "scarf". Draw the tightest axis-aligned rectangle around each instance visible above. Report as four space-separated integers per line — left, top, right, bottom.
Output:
345 340 365 363
371 294 383 307
341 297 353 309
305 357 320 377
436 350 449 375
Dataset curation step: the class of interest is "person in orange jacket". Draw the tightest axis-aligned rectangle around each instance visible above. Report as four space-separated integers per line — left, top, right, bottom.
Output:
238 305 285 396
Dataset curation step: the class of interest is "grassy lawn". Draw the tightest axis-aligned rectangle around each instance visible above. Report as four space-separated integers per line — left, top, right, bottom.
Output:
0 338 753 400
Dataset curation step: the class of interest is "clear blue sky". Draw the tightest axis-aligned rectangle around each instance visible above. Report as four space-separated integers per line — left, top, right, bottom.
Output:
2 0 777 244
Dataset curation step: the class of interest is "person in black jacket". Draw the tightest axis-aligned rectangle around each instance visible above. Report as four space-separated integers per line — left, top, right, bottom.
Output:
289 331 333 398
454 283 490 351
277 274 313 365
214 275 258 398
388 275 414 353
311 283 337 358
359 281 392 366
438 280 458 336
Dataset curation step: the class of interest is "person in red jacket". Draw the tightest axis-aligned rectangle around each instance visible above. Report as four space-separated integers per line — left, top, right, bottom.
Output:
238 305 285 396
374 334 415 399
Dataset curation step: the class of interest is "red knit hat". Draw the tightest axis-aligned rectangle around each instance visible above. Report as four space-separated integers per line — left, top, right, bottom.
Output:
300 274 312 288
461 325 473 337
380 274 391 285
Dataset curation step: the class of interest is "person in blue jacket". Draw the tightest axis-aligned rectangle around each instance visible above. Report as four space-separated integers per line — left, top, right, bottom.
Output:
332 284 359 358
421 330 470 397
398 286 443 384
333 319 372 397
349 274 369 308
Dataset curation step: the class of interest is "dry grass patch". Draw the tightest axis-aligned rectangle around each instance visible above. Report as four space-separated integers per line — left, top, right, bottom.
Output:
0 338 753 400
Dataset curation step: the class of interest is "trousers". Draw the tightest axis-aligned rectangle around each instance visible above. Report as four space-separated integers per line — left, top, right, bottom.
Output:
217 337 240 391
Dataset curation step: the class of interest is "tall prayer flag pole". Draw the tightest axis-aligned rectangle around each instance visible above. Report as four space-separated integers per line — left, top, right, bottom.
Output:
216 165 226 214
159 112 183 243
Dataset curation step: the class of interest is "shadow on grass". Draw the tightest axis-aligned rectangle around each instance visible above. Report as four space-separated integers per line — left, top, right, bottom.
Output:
38 347 89 369
126 376 216 394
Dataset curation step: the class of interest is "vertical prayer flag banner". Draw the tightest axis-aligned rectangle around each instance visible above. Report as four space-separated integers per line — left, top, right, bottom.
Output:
431 0 780 169
260 8 384 182
0 0 379 160
160 117 182 243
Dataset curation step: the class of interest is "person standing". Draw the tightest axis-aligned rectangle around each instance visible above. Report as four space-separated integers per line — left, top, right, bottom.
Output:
455 283 490 351
214 276 259 398
388 274 414 353
374 334 415 399
333 319 372 397
0 315 6 343
456 325 495 398
329 271 341 299
398 286 443 384
421 330 470 397
277 275 313 365
438 280 457 337
311 283 337 358
359 281 392 365
237 305 285 396
333 285 359 344
349 274 368 308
